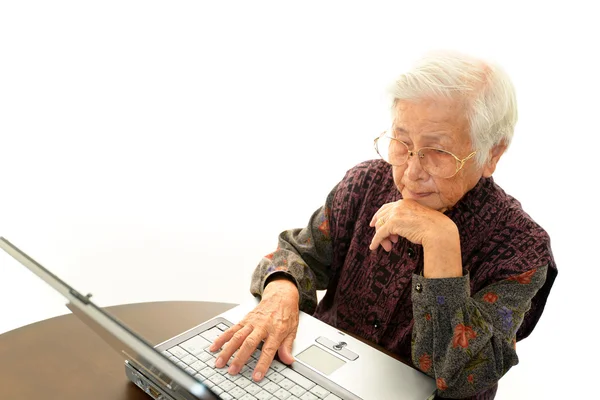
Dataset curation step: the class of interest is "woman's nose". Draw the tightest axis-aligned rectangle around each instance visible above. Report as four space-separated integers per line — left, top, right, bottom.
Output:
405 151 428 179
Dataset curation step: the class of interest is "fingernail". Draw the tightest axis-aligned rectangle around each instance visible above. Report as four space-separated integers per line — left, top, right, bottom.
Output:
228 365 240 375
215 357 224 368
253 371 263 381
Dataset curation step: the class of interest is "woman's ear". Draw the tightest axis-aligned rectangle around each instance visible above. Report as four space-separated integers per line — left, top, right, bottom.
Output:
482 143 508 177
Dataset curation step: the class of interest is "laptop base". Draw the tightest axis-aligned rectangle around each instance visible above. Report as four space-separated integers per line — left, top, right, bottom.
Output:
126 360 177 400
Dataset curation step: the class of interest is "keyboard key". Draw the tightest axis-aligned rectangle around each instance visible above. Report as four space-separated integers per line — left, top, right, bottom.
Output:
229 386 247 398
270 360 287 372
212 386 224 395
299 393 318 400
323 394 342 400
289 385 306 397
205 355 217 365
279 369 315 391
204 380 215 388
226 373 243 382
255 377 270 387
255 389 275 400
216 366 229 375
236 377 253 389
309 385 329 399
245 383 263 395
201 327 223 342
180 354 198 365
210 373 227 385
239 394 258 400
242 368 254 380
217 323 229 331
279 379 295 390
219 380 236 392
205 346 220 356
181 335 211 356
184 367 196 375
273 388 292 399
221 394 234 400
268 372 285 384
168 346 189 359
197 351 213 362
176 361 188 369
263 381 281 394
189 360 207 372
199 367 217 379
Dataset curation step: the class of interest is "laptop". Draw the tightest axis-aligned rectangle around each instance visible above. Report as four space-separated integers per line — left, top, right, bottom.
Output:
0 237 436 400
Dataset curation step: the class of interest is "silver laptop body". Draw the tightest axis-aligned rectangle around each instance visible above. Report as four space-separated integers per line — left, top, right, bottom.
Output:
0 237 436 400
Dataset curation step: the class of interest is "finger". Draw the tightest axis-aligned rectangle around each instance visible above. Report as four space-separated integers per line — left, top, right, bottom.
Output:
252 335 282 381
369 214 378 227
210 323 244 351
369 222 392 250
214 324 253 368
277 331 296 365
390 234 399 243
228 327 268 375
370 209 381 226
370 210 388 227
381 238 393 252
370 204 393 226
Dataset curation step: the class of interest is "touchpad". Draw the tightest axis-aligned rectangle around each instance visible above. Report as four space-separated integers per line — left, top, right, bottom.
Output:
296 345 346 376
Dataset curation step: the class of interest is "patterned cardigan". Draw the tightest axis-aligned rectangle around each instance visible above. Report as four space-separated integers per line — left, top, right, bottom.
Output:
250 160 557 399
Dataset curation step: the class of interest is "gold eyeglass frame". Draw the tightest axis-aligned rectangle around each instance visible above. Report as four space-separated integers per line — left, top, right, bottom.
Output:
373 131 477 178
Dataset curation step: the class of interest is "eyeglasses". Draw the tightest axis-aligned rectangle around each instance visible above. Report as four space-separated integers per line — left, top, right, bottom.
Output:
373 131 477 178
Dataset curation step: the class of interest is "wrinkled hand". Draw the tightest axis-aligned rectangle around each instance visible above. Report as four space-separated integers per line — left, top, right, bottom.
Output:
209 278 299 381
369 199 462 278
369 199 455 251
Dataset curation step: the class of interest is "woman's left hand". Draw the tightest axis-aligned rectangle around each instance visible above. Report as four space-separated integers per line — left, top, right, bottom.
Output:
369 199 456 251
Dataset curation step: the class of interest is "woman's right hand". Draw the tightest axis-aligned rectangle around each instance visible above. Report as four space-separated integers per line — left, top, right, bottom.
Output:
209 277 300 382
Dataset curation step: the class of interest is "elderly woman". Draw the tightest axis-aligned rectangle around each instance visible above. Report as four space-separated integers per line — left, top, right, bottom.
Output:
210 51 557 399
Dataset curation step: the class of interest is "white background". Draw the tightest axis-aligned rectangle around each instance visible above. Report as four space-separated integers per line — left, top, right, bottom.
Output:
0 1 598 398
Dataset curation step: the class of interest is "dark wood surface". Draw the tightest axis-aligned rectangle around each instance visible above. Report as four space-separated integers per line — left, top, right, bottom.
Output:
0 301 237 400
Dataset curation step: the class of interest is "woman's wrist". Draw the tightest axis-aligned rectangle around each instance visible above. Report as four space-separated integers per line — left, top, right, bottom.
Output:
263 274 300 299
422 227 463 278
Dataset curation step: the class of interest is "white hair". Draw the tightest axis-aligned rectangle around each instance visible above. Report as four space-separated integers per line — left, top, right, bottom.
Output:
388 51 518 167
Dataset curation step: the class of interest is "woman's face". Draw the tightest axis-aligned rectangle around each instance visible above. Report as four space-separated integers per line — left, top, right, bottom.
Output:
391 99 498 212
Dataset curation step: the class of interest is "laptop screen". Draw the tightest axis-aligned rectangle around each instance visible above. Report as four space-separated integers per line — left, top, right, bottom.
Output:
0 237 221 400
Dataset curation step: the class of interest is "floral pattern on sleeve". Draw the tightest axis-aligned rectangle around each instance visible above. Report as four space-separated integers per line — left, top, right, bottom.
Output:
249 186 337 313
411 265 548 398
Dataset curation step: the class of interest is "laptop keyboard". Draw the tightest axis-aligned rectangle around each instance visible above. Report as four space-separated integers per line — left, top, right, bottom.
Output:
163 323 342 400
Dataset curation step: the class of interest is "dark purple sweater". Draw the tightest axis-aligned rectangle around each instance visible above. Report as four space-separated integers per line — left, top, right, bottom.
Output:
251 160 557 399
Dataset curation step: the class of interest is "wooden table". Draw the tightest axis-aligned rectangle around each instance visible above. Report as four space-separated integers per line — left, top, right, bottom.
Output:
0 301 237 400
